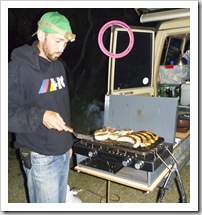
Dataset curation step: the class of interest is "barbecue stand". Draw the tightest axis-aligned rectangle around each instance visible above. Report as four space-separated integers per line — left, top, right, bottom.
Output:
157 162 187 203
73 95 187 202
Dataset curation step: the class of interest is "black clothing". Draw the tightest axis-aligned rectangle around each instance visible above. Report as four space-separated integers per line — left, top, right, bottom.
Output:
8 41 73 155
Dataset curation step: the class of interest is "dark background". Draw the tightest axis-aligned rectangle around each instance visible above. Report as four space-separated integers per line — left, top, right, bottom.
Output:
8 8 156 132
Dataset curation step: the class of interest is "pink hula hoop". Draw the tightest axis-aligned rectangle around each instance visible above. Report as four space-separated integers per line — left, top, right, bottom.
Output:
98 20 134 59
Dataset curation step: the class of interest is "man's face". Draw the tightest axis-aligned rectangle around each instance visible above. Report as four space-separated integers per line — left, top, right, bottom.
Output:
42 33 68 61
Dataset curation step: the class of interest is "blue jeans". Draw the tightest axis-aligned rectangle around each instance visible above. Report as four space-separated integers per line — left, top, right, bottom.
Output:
22 150 71 203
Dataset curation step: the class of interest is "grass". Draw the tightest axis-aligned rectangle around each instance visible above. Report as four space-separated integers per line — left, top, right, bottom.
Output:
8 145 190 204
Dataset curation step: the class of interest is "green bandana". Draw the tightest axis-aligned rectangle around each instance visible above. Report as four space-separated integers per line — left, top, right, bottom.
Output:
34 11 76 42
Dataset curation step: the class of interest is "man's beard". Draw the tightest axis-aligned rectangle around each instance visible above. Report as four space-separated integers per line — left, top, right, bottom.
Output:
42 38 62 61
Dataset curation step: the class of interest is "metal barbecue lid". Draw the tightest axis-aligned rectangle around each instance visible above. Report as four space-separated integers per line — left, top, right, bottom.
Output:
104 95 178 144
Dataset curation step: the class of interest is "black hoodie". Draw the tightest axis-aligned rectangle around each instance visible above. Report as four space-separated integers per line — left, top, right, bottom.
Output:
8 41 73 155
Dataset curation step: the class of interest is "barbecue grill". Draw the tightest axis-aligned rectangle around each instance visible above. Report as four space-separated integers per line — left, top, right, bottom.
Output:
74 95 179 186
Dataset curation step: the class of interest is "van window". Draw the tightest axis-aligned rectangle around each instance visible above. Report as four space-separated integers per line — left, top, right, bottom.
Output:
108 27 155 92
160 34 190 65
114 31 153 89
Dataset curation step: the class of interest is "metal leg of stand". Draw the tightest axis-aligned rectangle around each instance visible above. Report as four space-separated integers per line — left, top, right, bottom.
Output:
106 180 110 203
175 164 187 203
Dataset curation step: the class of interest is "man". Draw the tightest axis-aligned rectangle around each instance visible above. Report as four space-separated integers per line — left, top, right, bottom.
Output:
8 11 76 203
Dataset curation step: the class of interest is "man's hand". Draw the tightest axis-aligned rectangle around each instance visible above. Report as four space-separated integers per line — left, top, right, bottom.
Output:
42 110 73 132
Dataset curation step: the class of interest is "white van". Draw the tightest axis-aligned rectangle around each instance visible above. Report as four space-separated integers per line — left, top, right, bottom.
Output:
106 9 191 170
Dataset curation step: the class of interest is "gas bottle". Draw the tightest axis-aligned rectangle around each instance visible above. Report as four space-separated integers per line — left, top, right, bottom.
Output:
180 81 190 106
66 185 82 203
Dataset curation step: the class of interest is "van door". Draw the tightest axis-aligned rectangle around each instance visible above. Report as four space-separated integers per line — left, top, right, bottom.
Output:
107 26 155 96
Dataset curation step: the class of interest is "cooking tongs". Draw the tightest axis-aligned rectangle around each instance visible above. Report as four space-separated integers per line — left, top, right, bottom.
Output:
65 124 94 141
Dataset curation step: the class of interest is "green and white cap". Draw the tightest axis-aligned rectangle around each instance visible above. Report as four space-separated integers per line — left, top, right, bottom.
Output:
34 11 76 42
